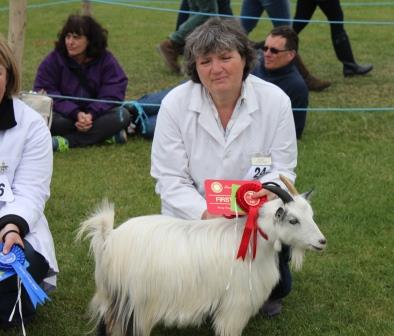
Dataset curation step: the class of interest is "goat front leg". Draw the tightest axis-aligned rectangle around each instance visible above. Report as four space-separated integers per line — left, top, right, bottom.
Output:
213 304 254 336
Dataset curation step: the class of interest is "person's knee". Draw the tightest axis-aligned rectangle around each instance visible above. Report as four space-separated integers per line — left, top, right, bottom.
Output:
118 106 131 127
23 240 49 283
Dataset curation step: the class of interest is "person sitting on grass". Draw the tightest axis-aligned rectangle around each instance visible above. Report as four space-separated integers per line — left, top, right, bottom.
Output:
0 38 58 330
34 14 130 152
252 26 308 139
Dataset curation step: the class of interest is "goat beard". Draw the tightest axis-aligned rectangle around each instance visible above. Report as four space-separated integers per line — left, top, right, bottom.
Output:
290 247 305 271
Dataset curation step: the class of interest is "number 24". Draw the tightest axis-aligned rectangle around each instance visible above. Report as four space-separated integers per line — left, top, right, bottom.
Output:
253 167 266 179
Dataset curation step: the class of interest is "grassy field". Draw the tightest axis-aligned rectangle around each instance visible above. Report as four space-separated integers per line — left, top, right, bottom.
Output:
0 0 393 335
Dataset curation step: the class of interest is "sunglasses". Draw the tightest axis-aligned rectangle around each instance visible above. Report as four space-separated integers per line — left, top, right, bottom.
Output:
262 46 291 54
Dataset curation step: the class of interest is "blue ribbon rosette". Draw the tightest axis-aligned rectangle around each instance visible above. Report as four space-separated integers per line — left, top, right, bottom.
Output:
0 243 49 308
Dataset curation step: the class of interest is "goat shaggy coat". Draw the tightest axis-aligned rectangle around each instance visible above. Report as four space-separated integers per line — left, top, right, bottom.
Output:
78 195 326 336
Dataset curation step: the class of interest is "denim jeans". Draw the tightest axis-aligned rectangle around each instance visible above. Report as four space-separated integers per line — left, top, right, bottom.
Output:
240 0 291 33
136 88 172 117
132 87 174 139
269 244 292 300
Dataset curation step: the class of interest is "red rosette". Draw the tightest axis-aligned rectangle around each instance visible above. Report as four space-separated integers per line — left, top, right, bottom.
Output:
236 182 263 212
235 182 269 260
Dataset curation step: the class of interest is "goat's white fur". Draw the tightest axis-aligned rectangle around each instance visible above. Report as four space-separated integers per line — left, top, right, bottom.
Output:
77 195 326 336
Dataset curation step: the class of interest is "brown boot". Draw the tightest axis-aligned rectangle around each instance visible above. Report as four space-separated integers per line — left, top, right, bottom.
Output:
295 54 331 92
157 39 183 74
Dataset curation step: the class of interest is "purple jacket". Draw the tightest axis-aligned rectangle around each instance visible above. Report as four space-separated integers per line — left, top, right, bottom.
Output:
34 49 128 120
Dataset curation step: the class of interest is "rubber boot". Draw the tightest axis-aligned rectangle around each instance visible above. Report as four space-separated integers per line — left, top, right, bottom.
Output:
332 32 373 77
157 39 184 74
294 54 331 92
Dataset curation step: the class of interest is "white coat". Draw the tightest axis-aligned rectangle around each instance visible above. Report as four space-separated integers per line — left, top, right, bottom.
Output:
151 75 297 220
0 98 58 288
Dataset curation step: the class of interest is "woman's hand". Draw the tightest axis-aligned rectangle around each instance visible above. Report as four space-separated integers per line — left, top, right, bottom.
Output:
75 111 93 132
0 223 24 254
251 188 276 201
201 210 221 220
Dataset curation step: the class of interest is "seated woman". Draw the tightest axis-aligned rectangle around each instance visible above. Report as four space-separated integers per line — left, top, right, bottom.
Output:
0 39 58 329
34 14 130 152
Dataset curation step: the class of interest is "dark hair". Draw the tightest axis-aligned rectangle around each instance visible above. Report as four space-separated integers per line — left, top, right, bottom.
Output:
268 26 299 52
0 39 20 98
55 14 108 59
184 17 256 83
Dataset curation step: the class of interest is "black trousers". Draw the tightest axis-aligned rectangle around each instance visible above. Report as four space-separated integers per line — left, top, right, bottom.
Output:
51 107 130 148
0 240 49 327
293 0 346 40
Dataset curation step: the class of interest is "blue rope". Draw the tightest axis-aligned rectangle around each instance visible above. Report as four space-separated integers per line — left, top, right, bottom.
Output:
121 101 149 135
2 1 393 25
90 0 394 25
45 93 394 113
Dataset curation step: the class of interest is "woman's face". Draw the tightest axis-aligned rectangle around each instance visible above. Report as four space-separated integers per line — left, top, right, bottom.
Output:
196 49 245 98
0 65 7 102
65 33 89 61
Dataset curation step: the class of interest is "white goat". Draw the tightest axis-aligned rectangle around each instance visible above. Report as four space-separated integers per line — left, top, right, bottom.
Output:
77 178 326 336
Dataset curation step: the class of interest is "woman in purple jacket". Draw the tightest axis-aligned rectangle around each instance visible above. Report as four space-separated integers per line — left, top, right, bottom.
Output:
34 14 130 152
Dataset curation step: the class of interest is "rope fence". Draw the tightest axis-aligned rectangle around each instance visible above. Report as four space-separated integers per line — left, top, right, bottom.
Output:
1 0 392 113
46 94 394 113
89 0 394 26
1 1 394 25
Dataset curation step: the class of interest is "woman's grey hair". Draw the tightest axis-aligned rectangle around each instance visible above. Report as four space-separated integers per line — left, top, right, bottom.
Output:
184 17 257 83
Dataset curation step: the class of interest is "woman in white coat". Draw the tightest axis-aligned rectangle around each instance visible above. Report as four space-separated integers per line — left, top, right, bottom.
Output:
0 39 58 329
151 18 297 317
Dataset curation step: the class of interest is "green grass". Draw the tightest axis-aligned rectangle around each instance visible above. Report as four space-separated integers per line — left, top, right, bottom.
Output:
0 0 393 335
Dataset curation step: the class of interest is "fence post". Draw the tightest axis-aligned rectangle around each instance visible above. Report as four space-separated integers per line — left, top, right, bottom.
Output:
8 0 27 85
82 0 92 16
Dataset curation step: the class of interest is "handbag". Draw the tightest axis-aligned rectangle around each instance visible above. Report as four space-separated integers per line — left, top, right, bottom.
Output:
19 91 53 128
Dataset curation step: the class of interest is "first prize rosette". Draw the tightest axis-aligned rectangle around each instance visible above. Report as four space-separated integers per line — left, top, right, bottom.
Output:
205 180 269 261
0 243 49 308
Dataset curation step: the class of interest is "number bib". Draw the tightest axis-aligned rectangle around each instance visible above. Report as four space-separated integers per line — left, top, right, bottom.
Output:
245 154 272 180
0 175 14 202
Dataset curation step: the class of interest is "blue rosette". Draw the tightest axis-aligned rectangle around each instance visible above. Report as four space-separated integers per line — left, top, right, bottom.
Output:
0 243 49 308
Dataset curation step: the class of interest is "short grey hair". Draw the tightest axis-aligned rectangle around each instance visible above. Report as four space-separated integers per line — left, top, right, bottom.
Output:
184 17 256 83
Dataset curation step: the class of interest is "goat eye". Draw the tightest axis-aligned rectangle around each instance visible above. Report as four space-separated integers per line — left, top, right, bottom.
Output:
289 219 299 225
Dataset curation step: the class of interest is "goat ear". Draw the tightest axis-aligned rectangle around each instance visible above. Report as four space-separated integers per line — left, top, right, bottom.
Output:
275 207 285 221
301 189 314 201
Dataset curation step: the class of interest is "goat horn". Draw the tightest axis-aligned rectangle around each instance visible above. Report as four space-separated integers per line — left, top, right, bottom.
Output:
262 183 293 204
279 175 299 196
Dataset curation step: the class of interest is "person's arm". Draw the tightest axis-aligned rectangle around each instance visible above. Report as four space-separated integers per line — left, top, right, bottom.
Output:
33 52 80 120
86 53 128 119
0 109 52 249
151 97 207 220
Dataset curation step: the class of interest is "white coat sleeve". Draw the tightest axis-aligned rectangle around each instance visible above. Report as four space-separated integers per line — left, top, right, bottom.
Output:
0 117 53 234
151 103 207 220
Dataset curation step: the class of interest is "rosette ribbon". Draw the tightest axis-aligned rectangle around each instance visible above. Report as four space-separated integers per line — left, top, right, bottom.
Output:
235 183 269 260
0 243 49 308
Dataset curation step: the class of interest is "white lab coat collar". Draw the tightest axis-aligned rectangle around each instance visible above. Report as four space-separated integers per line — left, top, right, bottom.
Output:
187 76 260 148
